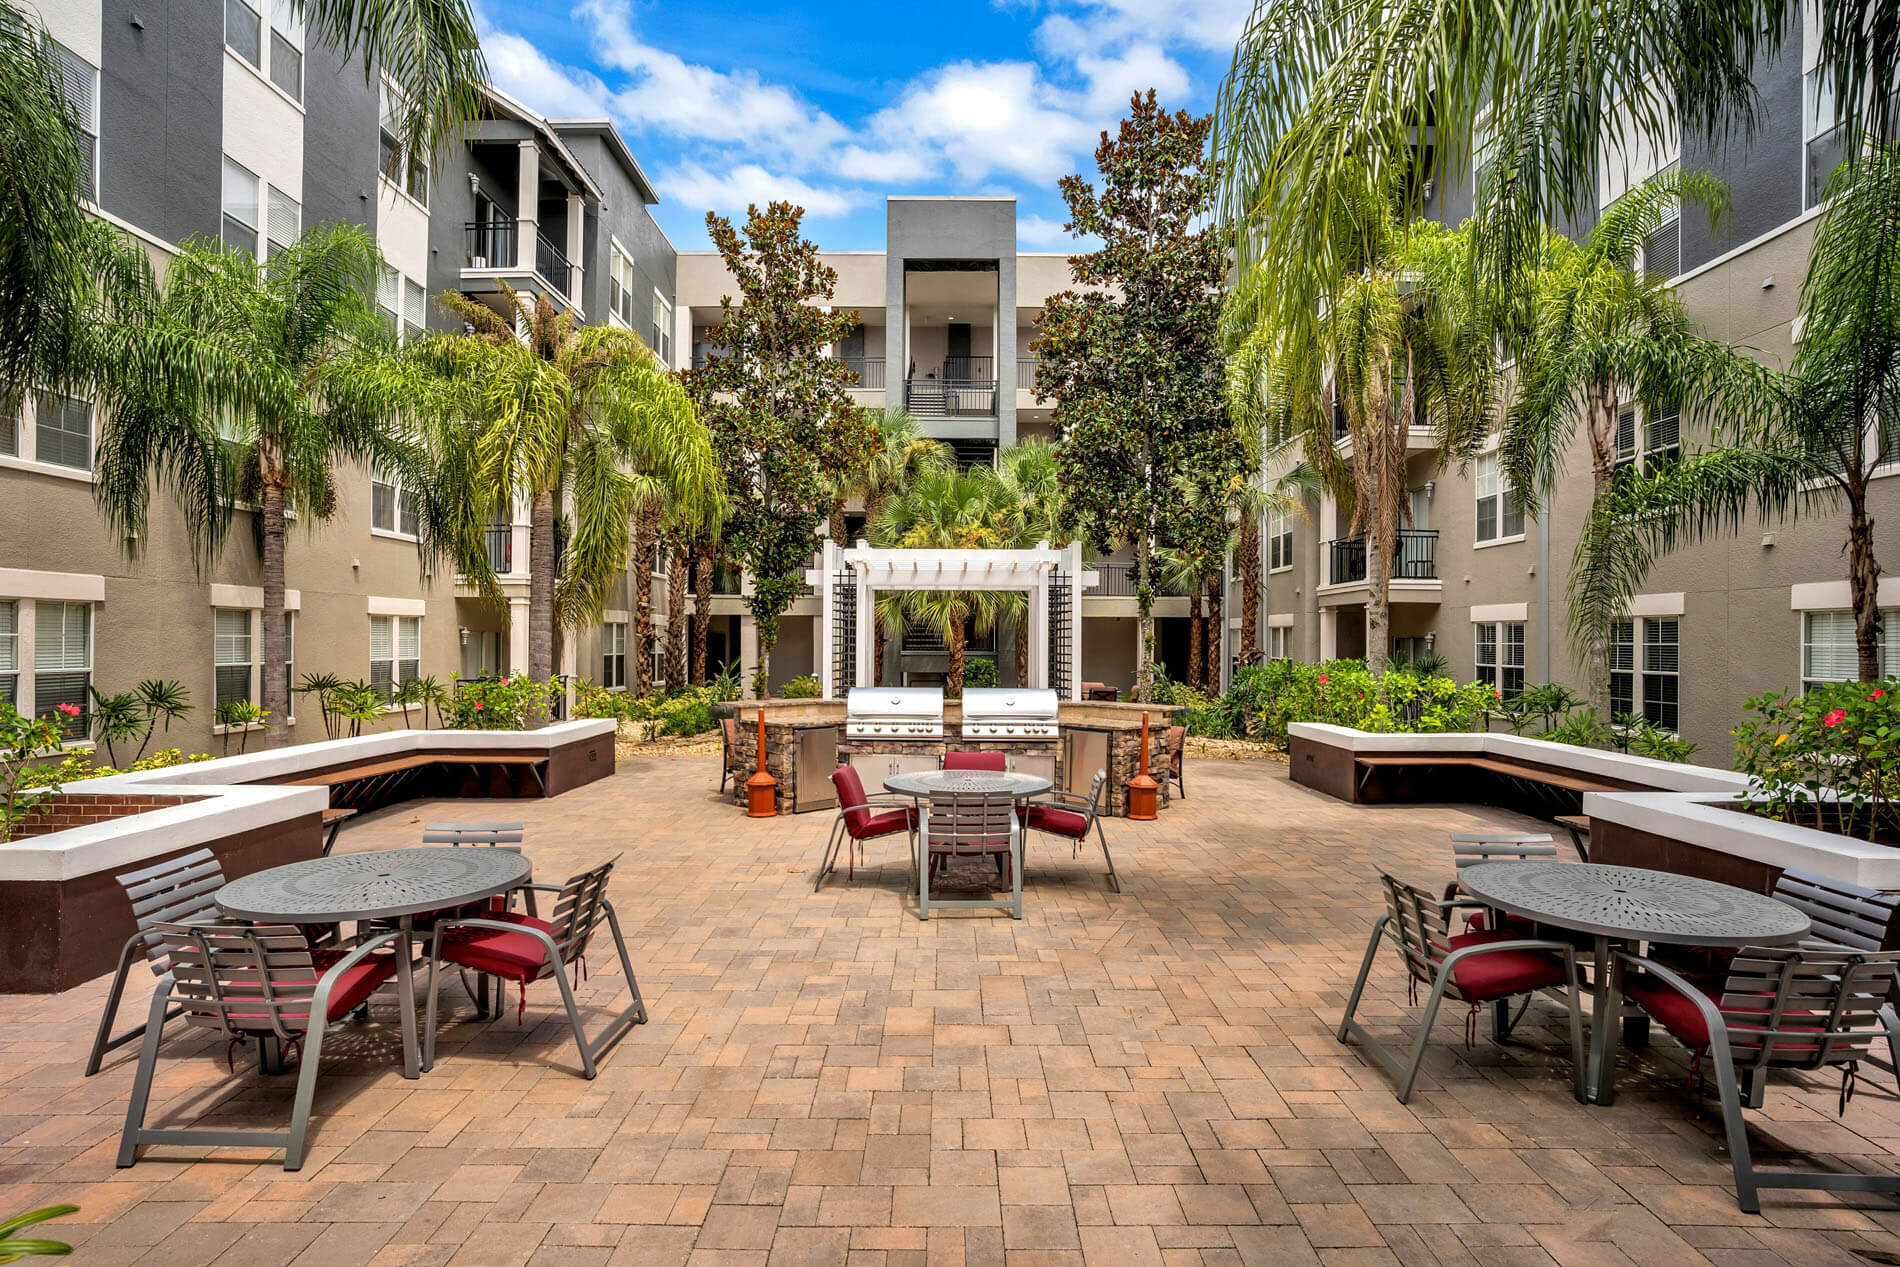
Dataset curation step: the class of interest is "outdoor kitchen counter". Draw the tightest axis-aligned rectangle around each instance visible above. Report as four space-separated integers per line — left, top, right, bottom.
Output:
731 699 1182 727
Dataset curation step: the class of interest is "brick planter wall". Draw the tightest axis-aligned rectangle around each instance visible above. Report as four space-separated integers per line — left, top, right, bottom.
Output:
11 792 202 837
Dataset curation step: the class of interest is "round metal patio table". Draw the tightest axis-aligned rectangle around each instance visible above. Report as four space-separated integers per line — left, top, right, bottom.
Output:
217 848 531 1079
883 770 1052 800
1457 861 1810 1105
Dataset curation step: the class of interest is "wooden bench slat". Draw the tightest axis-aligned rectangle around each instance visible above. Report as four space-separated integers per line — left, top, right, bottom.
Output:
1353 753 1624 793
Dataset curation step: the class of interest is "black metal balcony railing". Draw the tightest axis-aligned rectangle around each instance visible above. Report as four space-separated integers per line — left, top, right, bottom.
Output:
1326 529 1438 585
942 356 993 380
841 356 885 389
465 220 517 270
485 523 513 574
1090 561 1195 598
904 378 996 418
535 231 571 294
1016 358 1039 390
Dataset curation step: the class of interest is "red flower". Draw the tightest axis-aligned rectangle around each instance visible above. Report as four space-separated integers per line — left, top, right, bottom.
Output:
472 701 484 711
1873 689 1887 700
1317 674 1329 685
1824 709 1846 727
54 703 80 718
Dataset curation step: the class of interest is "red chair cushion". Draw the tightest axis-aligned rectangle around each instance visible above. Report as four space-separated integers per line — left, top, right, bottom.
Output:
1623 975 1815 1054
438 912 556 983
830 765 869 810
1440 932 1568 1002
218 951 396 1028
1025 805 1088 838
1464 910 1539 937
847 806 917 840
943 751 1007 772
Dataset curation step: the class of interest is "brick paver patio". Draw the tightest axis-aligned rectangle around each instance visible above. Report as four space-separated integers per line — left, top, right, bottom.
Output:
4 755 1899 1265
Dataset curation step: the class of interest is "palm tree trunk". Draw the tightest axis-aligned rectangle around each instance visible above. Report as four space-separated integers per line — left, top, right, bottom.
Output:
633 504 659 695
1187 594 1205 691
1207 573 1224 691
259 483 289 750
1582 385 1620 713
528 488 556 687
1015 614 1029 688
1237 515 1261 667
947 616 966 699
692 541 713 685
666 538 689 688
830 506 848 547
1135 532 1155 702
1849 482 1883 680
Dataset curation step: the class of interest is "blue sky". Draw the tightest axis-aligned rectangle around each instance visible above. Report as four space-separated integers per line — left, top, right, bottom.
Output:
475 0 1248 251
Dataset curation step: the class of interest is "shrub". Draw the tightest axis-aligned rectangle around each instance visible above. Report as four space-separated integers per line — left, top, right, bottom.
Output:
443 676 557 730
961 659 998 690
1733 680 1900 840
18 747 210 791
659 696 714 736
780 674 822 699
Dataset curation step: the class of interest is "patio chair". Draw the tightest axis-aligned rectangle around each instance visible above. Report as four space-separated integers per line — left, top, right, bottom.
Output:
1443 832 1557 931
1164 725 1186 800
920 787 1022 920
1338 873 1586 1104
116 922 401 1171
422 857 647 1079
719 717 740 794
424 822 526 847
814 765 919 891
1022 769 1119 893
86 849 226 1077
1616 946 1900 1213
942 751 1007 772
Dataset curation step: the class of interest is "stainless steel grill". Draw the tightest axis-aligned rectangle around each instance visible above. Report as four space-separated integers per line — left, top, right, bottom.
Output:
959 688 1059 740
845 687 945 739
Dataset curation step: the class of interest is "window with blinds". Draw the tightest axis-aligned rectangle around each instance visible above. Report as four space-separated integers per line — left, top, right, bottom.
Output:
52 43 98 201
1803 609 1900 689
377 82 429 204
1475 453 1524 542
1615 404 1638 470
403 279 426 344
34 393 91 470
1268 626 1291 659
283 611 295 712
0 601 15 704
266 188 300 260
371 466 417 536
1268 508 1292 570
268 0 303 101
35 602 90 738
1642 618 1680 730
1609 620 1635 716
222 157 259 257
609 248 636 327
1644 406 1680 466
214 609 254 710
1474 622 1526 698
652 291 674 364
602 622 627 689
370 615 420 698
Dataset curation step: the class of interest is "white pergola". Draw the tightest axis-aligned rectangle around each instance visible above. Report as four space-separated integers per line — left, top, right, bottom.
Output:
811 540 1096 698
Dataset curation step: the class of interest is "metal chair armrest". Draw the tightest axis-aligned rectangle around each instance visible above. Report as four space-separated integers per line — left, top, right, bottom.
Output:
306 931 404 1026
1613 950 1733 1048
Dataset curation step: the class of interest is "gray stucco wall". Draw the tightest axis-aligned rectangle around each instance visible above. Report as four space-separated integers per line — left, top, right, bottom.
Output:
556 131 676 343
100 0 221 245
300 40 378 233
886 199 1018 446
1681 11 1803 271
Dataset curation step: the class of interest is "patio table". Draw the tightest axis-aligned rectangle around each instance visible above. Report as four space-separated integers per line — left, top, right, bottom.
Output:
1457 860 1809 1104
216 847 531 1079
885 771 1051 919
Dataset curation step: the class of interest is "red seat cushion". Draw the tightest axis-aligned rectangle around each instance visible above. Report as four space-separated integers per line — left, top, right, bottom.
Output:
438 912 556 983
1440 931 1568 1002
1624 975 1813 1054
1464 910 1538 937
220 950 396 1028
847 806 917 840
1025 805 1088 838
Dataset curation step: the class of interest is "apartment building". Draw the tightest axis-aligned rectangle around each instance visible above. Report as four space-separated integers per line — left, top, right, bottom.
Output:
4 2 678 755
677 195 1214 695
1262 6 1886 757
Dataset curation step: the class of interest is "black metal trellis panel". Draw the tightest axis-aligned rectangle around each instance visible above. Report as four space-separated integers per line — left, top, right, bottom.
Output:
1047 574 1073 697
831 576 857 692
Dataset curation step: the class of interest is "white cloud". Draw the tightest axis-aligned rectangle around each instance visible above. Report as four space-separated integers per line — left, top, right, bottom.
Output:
482 29 614 118
831 145 936 186
1074 42 1191 117
1017 213 1080 248
660 163 864 221
870 61 1097 186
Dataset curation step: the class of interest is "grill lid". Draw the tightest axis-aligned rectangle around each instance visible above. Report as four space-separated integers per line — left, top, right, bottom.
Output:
959 688 1059 722
845 686 945 721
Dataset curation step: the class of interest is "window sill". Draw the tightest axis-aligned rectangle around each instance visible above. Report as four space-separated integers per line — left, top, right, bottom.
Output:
1473 533 1526 551
378 174 429 216
371 527 421 544
1268 565 1294 576
0 454 94 483
227 51 306 116
212 720 282 736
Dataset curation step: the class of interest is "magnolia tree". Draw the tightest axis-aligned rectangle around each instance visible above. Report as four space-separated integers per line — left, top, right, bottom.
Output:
1038 93 1244 700
689 202 877 695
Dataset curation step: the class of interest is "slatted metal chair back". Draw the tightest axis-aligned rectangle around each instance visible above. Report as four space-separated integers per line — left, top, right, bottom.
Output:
424 823 526 848
1451 836 1556 870
544 858 618 974
1081 769 1109 822
153 921 322 1043
117 849 226 975
926 791 1016 861
1771 868 1900 952
1716 948 1900 1074
1379 873 1456 993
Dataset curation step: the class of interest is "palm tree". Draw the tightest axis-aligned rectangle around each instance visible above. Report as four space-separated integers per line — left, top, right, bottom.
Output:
993 439 1073 685
1 0 485 409
631 495 663 694
868 466 1023 698
1501 171 1785 706
1573 147 1900 680
399 285 718 696
828 409 948 542
1226 167 1497 673
664 524 690 689
1231 428 1317 667
91 224 438 749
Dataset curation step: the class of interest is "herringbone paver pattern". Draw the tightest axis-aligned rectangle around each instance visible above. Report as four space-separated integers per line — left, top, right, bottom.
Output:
4 755 1899 1265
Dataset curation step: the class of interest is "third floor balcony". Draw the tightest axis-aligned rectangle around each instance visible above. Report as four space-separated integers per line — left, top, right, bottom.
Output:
1325 529 1439 587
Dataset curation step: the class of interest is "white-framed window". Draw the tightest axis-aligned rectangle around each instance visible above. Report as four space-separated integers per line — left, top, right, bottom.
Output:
1609 619 1636 716
52 42 98 202
370 614 420 698
1268 625 1291 660
35 601 91 739
30 392 93 472
1268 507 1293 572
1474 452 1524 543
1473 621 1526 698
283 610 295 713
651 289 674 365
1614 403 1680 471
0 601 16 704
1804 67 1850 210
602 622 627 689
608 245 636 328
403 278 426 344
377 264 401 336
225 0 262 67
221 157 260 257
378 80 429 205
1642 617 1679 730
1638 162 1682 280
266 187 300 260
214 608 255 711
371 465 418 537
1802 609 1900 690
267 0 303 101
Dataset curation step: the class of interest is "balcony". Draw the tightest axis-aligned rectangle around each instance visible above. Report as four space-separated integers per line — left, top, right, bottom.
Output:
485 524 513 574
1090 561 1196 598
1016 358 1039 390
904 377 996 419
1325 529 1438 586
465 220 516 270
534 231 572 294
841 357 885 390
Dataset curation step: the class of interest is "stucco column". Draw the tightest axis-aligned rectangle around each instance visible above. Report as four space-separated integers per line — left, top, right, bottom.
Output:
515 142 538 272
739 618 760 696
1027 567 1049 690
565 193 585 308
673 301 691 372
1320 608 1338 660
508 597 530 674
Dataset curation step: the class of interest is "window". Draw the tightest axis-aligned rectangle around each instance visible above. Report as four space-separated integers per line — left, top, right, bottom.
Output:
266 187 300 260
52 43 98 202
1609 620 1635 716
1268 507 1293 571
1615 403 1678 472
1642 618 1679 730
608 246 636 327
651 290 674 365
1805 67 1850 210
1475 453 1524 543
225 0 262 66
377 264 401 337
403 278 426 344
1 407 14 456
378 81 429 205
1640 163 1682 281
602 622 627 689
1802 609 1900 690
1474 622 1526 698
371 466 418 536
0 601 15 703
267 0 303 101
34 393 91 471
222 157 259 257
214 609 255 711
370 614 420 698
283 610 295 711
1268 625 1291 660
35 602 90 739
